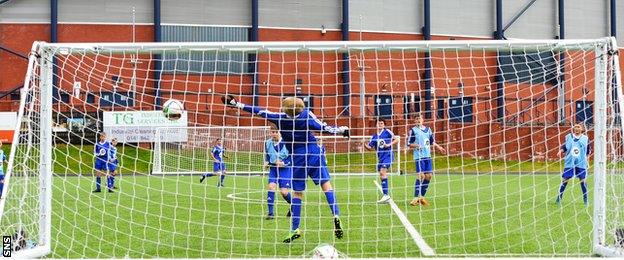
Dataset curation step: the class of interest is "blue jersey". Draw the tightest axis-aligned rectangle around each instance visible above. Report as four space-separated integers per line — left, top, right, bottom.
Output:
265 138 290 165
319 144 328 166
242 105 345 152
212 145 225 162
108 146 118 164
561 133 589 169
0 150 6 175
94 141 110 161
407 126 434 160
368 128 394 164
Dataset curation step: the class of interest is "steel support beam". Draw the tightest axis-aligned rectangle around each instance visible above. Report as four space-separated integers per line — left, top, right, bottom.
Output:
153 0 162 108
423 0 432 119
251 0 259 106
341 0 350 116
495 0 505 120
502 0 537 33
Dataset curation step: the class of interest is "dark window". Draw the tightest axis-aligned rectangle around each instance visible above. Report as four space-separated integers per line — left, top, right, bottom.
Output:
437 99 445 119
86 93 95 103
100 92 113 107
575 101 593 124
499 51 557 84
448 97 474 123
374 95 393 119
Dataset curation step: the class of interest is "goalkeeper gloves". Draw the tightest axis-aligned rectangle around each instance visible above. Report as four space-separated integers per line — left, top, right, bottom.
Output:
339 126 350 138
221 95 244 108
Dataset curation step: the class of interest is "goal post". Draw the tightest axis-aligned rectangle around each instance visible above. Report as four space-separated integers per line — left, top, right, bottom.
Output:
2 38 624 257
593 37 624 257
0 42 53 258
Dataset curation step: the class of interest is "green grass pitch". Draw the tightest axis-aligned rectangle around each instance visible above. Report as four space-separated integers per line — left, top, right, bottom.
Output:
6 145 597 257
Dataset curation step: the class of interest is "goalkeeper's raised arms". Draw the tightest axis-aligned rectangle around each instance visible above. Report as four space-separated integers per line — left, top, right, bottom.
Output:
221 95 244 109
221 95 350 137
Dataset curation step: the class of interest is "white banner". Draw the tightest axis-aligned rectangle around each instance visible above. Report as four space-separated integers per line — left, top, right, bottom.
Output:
103 111 188 142
0 112 17 130
0 112 17 143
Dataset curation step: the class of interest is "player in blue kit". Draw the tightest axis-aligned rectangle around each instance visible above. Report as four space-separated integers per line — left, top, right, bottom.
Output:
556 123 591 205
407 113 446 206
222 95 349 243
107 138 119 191
264 128 293 220
0 141 8 198
200 138 228 187
93 132 111 193
364 118 398 204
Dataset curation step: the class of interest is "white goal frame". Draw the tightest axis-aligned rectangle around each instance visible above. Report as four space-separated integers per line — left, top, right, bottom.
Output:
3 38 622 257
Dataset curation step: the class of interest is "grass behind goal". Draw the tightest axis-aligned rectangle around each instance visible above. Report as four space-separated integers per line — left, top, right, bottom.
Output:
48 173 592 257
2 144 593 257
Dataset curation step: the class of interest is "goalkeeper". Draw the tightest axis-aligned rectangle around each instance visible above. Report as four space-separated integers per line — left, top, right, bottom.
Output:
223 95 348 243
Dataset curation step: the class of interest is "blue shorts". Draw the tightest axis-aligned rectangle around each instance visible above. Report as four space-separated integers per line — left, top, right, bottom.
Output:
377 161 392 172
291 145 331 192
213 162 226 172
108 163 118 172
268 166 292 189
562 167 587 180
94 158 108 171
415 158 433 173
0 174 4 182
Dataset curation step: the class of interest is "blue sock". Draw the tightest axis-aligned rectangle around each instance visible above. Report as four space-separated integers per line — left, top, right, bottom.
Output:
421 179 431 196
324 190 340 216
111 175 115 187
267 191 275 216
414 179 422 197
557 181 568 201
282 192 292 204
0 181 4 196
219 174 225 185
95 176 101 190
291 198 302 230
106 176 111 189
580 181 588 204
381 178 389 195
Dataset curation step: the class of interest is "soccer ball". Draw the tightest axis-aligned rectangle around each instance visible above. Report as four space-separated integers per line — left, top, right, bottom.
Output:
312 244 339 259
163 99 184 120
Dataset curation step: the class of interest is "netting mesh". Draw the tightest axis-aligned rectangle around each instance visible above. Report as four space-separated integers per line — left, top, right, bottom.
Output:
0 39 622 257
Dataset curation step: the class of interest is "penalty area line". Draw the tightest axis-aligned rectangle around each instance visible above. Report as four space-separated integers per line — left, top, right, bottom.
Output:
373 180 435 256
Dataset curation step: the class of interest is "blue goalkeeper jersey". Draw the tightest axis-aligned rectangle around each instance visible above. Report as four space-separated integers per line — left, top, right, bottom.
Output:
368 128 394 164
94 141 110 161
242 105 345 153
407 126 434 160
212 145 225 162
562 133 589 169
265 138 290 165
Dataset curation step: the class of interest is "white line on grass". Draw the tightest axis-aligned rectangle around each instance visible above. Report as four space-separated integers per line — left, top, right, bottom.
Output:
373 180 435 256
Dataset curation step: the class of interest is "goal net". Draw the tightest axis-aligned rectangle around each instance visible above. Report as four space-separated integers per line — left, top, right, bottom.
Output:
1 38 623 258
153 126 270 175
154 130 402 176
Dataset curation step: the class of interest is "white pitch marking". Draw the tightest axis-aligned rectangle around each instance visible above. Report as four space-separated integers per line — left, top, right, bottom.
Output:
373 180 435 256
